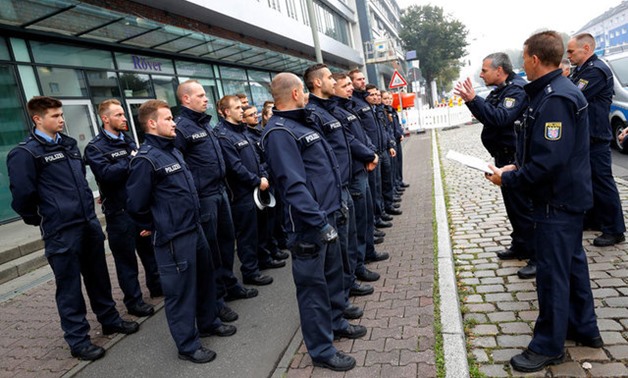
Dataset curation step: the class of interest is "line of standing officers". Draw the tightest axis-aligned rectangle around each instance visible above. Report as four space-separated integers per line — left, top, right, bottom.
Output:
6 63 408 370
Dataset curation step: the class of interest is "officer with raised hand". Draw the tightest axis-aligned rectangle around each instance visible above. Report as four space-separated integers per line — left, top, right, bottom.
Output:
215 95 284 286
174 80 256 322
455 52 535 279
567 33 626 247
127 100 230 364
486 31 601 372
7 96 139 361
262 72 356 372
84 99 160 318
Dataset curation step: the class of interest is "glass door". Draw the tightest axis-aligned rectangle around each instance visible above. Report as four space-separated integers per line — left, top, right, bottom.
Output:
61 99 99 194
125 99 150 145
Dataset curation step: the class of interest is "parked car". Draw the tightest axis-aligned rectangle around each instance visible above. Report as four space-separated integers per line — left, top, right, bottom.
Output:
601 50 628 152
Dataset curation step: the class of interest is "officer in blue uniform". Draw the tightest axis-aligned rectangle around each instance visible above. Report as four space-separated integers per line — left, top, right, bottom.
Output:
455 52 536 279
84 99 160 318
381 91 409 192
127 100 230 364
487 31 601 372
215 95 284 286
567 33 626 247
262 72 356 372
174 80 255 323
7 96 139 361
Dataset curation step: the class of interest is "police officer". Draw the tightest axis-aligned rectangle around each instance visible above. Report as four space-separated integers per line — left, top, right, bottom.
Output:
84 99 160 318
455 52 536 279
174 80 255 322
567 33 626 246
262 72 357 371
381 91 409 193
215 95 284 286
7 96 139 361
127 99 234 364
487 31 601 372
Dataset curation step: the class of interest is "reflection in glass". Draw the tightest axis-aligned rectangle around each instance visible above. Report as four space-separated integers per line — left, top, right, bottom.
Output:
31 41 114 69
86 71 121 110
37 67 88 97
119 73 154 98
152 75 178 106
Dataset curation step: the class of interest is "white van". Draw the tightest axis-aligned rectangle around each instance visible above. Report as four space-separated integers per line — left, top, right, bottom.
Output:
601 49 628 152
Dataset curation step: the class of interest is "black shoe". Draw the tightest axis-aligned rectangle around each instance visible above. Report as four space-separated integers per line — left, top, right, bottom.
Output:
374 236 384 244
517 261 536 279
510 349 564 372
243 274 273 286
128 302 155 317
312 351 356 372
260 259 286 270
593 233 625 247
365 251 389 263
400 182 410 188
178 347 216 364
392 203 401 209
349 283 374 296
343 305 363 319
71 344 105 361
272 249 290 260
200 324 237 337
396 186 406 192
375 220 393 229
393 196 402 202
374 229 386 237
380 214 394 221
102 320 140 335
356 268 380 282
385 208 402 216
225 286 259 301
496 248 529 260
150 289 163 299
334 324 367 340
218 305 238 323
567 332 604 348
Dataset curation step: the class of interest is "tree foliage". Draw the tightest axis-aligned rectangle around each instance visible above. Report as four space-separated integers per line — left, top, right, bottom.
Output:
399 5 468 101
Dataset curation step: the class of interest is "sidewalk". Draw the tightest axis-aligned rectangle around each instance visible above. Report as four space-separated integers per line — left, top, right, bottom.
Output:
439 123 628 377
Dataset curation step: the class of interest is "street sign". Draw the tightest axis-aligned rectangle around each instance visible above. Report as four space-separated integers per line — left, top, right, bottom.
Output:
389 70 408 89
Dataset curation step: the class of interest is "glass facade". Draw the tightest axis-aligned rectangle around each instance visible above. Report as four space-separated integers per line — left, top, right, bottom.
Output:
0 36 283 223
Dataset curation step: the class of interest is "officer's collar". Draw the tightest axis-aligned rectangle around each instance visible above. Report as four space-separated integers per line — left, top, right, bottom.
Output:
271 108 308 123
331 95 350 106
179 106 212 125
353 89 370 100
143 133 175 150
524 69 562 96
218 118 246 132
101 128 127 142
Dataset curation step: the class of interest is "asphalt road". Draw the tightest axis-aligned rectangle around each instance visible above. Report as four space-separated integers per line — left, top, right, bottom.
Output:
612 148 628 180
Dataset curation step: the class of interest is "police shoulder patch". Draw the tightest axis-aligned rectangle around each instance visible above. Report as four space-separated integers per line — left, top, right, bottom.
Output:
503 97 516 109
577 78 589 90
545 122 562 141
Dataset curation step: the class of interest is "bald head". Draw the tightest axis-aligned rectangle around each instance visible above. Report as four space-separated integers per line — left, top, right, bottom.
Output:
177 80 208 113
271 72 305 111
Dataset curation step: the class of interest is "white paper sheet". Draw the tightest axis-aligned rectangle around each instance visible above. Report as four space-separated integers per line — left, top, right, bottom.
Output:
445 150 493 174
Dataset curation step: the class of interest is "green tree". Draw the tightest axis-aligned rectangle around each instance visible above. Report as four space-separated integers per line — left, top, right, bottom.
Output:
399 5 468 105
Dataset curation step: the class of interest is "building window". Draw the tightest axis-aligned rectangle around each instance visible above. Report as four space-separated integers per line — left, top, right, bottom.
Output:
119 73 154 98
37 66 88 97
314 1 350 44
31 41 114 70
86 70 121 110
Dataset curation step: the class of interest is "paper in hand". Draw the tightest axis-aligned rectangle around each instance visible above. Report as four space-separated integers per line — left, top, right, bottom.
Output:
445 150 492 174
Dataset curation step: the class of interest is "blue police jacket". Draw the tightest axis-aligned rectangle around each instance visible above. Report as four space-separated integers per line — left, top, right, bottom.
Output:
126 133 201 246
306 94 352 186
466 73 528 156
261 108 342 232
329 96 377 176
349 90 384 152
215 119 266 202
7 130 97 239
384 105 404 141
174 106 226 197
502 69 592 213
84 130 136 216
570 54 614 141
375 105 396 150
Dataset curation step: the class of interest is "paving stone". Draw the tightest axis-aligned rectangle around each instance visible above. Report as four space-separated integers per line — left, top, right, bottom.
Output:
471 324 498 336
471 348 489 362
466 303 496 312
487 311 516 323
592 288 621 298
484 293 513 302
490 348 520 362
479 364 509 377
469 336 496 348
499 322 532 334
496 335 530 348
606 344 628 359
463 313 488 323
518 310 539 321
475 285 504 293
364 350 400 366
597 318 623 331
567 346 610 361
604 296 628 307
599 331 627 345
588 362 628 377
479 277 505 285
595 278 627 287
548 361 587 377
496 301 531 311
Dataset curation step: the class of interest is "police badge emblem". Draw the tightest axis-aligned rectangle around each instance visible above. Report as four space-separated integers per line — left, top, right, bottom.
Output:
545 122 562 140
577 79 589 90
503 97 516 108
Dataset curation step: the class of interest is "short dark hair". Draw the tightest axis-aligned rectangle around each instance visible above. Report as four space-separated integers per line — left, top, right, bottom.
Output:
235 93 247 100
138 99 170 131
573 32 596 50
484 52 513 75
27 96 62 119
348 69 362 80
303 63 327 91
524 30 563 67
331 72 348 82
218 95 238 114
365 84 378 92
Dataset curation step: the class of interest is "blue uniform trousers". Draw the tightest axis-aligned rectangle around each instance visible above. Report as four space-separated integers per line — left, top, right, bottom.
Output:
368 163 383 221
230 194 264 279
105 211 161 308
338 187 357 307
289 213 348 361
256 197 280 261
46 218 122 351
528 206 599 356
350 170 374 274
154 226 218 354
199 190 240 300
395 140 404 185
380 152 395 210
587 141 626 234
